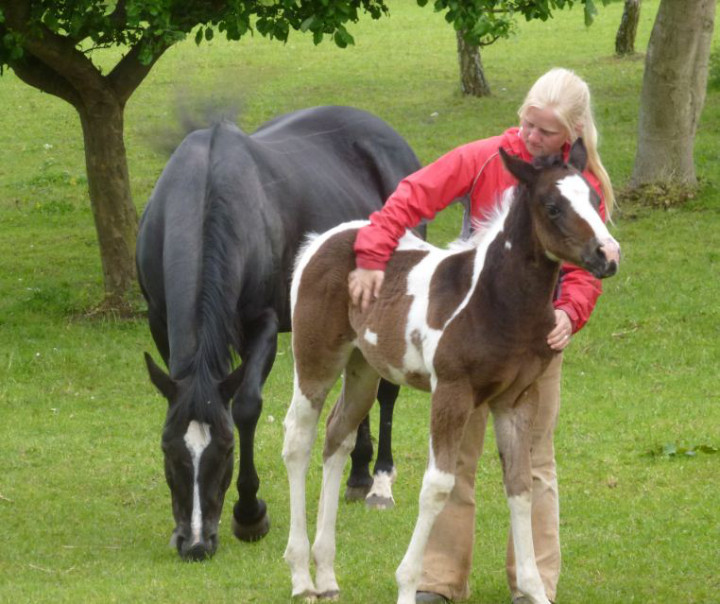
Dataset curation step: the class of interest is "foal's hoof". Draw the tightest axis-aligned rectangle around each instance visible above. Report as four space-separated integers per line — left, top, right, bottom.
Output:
291 591 318 603
317 589 340 601
344 484 371 502
365 494 395 510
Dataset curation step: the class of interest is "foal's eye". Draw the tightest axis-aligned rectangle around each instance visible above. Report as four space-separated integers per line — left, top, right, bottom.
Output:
545 204 561 219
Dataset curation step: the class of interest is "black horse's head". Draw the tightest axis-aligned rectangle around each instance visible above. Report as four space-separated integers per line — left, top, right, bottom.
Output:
145 353 241 561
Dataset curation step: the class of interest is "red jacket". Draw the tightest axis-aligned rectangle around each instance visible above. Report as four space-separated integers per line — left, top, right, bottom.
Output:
354 127 607 333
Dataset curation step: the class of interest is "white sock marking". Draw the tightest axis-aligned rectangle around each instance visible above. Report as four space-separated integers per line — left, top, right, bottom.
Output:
508 493 549 603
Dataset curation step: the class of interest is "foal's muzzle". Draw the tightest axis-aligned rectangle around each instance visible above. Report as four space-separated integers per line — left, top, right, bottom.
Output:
585 237 621 279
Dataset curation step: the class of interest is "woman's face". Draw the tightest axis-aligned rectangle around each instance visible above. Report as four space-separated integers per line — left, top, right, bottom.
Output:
520 106 569 158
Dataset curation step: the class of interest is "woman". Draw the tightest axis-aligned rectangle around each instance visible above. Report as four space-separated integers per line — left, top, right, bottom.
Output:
348 68 614 604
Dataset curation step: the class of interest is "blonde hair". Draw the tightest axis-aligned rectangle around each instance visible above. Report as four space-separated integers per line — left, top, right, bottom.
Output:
518 68 615 217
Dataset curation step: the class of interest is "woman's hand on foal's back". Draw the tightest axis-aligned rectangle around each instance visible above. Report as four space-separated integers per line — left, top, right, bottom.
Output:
348 268 384 313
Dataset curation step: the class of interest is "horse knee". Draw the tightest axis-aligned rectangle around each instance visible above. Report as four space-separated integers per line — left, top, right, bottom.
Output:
323 417 359 461
282 395 320 465
232 389 262 428
419 468 455 514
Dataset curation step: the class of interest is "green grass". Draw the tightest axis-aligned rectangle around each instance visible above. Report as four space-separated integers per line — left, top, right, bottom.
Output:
1 1 719 602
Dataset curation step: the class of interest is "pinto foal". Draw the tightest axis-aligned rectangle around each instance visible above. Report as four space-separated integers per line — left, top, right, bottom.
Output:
283 141 620 604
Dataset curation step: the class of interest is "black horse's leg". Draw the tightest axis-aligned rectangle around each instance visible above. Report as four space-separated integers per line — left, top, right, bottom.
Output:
231 308 278 542
366 378 398 509
344 415 374 501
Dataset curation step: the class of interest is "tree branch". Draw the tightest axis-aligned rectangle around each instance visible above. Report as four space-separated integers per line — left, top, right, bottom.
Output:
1 0 105 96
4 46 82 107
108 41 172 104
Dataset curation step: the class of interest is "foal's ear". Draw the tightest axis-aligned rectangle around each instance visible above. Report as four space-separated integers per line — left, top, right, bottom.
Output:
144 352 177 402
500 147 538 185
568 137 588 172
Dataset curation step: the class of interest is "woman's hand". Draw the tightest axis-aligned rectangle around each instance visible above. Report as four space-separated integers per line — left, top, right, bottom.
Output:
547 309 573 351
348 268 385 313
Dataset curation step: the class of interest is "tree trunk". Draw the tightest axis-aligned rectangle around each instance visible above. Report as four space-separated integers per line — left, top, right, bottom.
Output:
631 0 716 188
615 0 641 56
456 30 491 97
78 98 138 309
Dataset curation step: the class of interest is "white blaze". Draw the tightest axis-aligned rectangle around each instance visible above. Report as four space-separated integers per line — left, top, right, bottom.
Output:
556 174 613 242
184 420 212 544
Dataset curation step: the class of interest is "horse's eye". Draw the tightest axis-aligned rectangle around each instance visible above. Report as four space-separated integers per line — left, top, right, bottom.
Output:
545 204 561 219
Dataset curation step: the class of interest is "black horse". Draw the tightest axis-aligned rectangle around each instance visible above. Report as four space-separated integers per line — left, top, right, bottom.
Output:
136 106 420 561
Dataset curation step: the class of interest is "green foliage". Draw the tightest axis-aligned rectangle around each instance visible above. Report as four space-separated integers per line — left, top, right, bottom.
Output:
0 0 613 68
0 0 393 68
648 443 719 459
421 0 611 46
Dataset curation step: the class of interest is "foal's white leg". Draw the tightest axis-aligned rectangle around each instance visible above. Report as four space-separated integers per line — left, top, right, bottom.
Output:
507 493 550 604
312 430 358 597
283 384 321 598
395 449 455 604
494 407 550 604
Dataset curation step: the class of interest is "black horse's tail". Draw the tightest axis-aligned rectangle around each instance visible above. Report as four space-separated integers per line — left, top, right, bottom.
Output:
190 122 244 414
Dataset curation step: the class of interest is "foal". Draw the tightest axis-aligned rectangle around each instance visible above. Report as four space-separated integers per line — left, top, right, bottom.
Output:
283 141 620 604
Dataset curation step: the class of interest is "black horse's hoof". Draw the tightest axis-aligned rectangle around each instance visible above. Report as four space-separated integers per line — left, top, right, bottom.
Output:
344 484 371 502
232 511 270 542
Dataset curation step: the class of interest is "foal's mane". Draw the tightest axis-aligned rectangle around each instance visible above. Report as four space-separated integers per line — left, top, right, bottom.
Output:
449 187 516 252
450 152 568 252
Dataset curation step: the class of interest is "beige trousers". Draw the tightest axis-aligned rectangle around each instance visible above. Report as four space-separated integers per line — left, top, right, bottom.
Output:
418 354 563 602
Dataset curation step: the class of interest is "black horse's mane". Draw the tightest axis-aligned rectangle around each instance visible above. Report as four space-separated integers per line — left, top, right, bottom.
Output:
186 122 243 424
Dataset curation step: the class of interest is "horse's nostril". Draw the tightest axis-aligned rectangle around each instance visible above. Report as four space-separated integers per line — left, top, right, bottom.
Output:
183 542 212 562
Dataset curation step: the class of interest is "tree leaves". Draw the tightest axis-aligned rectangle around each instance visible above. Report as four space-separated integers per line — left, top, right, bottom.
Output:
0 0 614 68
426 0 611 47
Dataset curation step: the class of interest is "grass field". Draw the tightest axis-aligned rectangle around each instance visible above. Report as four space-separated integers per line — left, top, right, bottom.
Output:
1 1 719 602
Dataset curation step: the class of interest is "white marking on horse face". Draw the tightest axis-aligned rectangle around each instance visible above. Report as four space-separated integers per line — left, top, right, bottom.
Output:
364 329 378 346
557 174 621 265
505 240 512 251
184 420 211 544
556 174 612 241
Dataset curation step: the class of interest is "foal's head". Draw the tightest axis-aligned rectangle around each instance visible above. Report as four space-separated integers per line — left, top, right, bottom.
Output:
145 353 240 561
501 139 620 278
